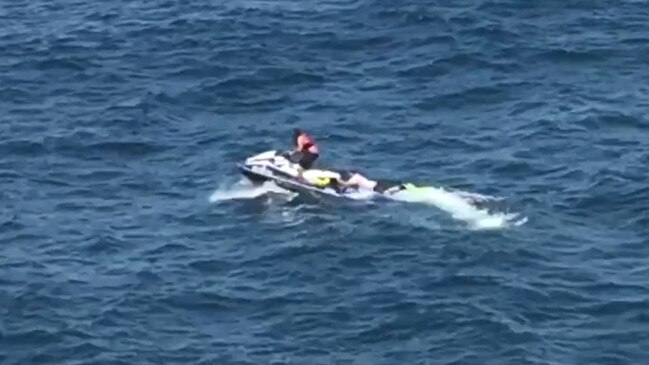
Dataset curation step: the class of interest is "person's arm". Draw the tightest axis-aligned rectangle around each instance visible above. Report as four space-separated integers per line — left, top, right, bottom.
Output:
337 177 358 188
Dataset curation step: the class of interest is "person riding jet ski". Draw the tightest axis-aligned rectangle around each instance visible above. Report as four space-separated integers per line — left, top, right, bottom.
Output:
289 128 319 170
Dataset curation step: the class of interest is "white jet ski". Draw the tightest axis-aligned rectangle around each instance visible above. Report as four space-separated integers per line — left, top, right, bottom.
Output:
236 150 358 198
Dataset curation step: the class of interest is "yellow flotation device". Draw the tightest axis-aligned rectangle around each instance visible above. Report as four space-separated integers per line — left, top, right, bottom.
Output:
312 177 331 187
301 169 340 187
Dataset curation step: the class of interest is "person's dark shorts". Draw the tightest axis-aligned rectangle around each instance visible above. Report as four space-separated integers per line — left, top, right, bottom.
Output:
298 151 319 169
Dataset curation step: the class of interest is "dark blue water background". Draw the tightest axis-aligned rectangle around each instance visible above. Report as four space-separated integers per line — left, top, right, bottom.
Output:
2 0 649 364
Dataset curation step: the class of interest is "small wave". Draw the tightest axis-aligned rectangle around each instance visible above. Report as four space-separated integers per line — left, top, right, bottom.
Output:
208 179 293 203
389 185 526 230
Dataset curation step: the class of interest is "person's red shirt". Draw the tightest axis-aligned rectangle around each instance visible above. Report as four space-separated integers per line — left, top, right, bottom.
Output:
296 132 319 154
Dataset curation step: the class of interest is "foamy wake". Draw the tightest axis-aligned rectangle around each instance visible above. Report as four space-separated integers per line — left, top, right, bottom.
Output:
209 180 293 203
209 178 526 230
388 186 527 230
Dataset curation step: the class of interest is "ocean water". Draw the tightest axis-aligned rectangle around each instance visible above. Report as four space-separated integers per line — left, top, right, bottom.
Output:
2 0 649 364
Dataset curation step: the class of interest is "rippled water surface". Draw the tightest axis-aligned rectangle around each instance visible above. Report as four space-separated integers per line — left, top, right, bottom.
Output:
2 0 649 364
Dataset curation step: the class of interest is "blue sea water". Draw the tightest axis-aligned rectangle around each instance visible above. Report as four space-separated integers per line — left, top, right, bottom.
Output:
2 0 649 364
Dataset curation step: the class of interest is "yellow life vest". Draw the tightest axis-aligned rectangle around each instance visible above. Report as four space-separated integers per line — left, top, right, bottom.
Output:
302 169 339 187
312 177 331 187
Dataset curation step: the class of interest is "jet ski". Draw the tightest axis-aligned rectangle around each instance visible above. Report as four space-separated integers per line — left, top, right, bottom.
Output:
236 149 410 199
236 149 353 198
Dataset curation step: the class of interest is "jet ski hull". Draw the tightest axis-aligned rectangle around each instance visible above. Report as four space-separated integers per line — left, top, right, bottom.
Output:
237 164 270 185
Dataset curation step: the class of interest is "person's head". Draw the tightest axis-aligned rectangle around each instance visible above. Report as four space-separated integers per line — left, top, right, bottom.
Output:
292 128 302 144
339 170 356 181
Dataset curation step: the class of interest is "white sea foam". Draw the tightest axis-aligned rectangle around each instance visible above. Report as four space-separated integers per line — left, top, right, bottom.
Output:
209 180 293 203
388 186 527 230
